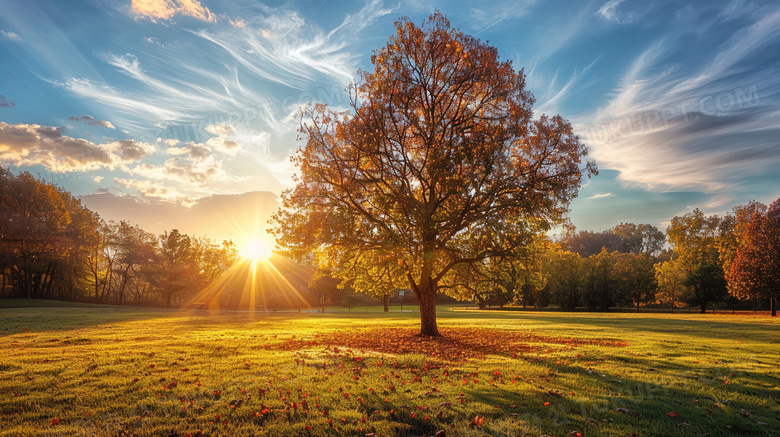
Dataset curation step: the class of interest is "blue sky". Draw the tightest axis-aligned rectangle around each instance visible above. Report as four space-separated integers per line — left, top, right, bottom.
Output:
1 0 779 241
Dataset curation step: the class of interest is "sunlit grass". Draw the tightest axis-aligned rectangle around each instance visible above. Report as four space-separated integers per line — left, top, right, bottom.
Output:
0 305 778 436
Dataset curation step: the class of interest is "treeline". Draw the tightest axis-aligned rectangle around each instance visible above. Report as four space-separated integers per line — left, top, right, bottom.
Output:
476 202 780 315
0 168 239 306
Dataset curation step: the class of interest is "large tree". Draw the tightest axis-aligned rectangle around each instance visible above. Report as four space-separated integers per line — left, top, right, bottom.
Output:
666 208 728 312
729 199 780 316
272 13 593 336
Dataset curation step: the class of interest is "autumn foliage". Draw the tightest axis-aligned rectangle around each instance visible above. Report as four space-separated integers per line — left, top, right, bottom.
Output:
263 327 626 362
273 12 593 336
728 199 780 315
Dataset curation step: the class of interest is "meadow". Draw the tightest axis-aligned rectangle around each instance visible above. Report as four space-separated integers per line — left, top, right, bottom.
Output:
0 301 778 436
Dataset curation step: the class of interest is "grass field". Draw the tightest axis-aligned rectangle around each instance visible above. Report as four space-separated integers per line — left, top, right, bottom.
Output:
1 301 778 436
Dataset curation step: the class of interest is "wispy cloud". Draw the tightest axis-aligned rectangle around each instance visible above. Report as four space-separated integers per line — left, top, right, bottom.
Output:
0 122 153 172
596 0 630 23
0 95 15 108
467 1 538 35
130 0 216 23
58 2 391 136
581 5 780 194
585 192 613 200
536 57 600 115
69 115 115 129
1 30 22 42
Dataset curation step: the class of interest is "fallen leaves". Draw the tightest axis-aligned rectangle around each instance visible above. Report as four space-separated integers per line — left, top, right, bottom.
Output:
262 328 626 362
466 415 484 429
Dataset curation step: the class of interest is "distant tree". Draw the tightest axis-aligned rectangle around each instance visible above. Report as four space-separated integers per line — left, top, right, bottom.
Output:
156 229 196 307
0 168 97 300
612 223 665 258
684 263 728 313
719 200 768 308
729 198 780 316
654 260 688 310
582 249 617 311
272 13 594 336
542 247 582 310
560 230 624 257
667 209 727 312
486 237 547 309
110 221 157 305
613 252 657 311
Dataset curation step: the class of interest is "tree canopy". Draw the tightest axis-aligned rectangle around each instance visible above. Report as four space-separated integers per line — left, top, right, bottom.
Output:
272 12 594 336
728 199 780 315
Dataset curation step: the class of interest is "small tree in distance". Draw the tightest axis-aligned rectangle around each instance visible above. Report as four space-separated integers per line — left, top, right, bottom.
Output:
272 13 594 336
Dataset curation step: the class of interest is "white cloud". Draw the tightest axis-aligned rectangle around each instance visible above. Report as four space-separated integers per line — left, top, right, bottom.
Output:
596 0 629 23
114 177 194 204
1 30 22 42
130 139 240 185
130 0 216 23
0 122 153 173
585 193 613 200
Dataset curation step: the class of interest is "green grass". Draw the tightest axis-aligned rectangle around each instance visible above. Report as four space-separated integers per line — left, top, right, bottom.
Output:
0 304 778 436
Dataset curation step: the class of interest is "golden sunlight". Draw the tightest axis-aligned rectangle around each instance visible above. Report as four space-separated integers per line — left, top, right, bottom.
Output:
240 238 274 260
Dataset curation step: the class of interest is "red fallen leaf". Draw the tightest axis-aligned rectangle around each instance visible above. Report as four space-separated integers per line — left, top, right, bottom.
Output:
467 416 484 429
667 411 679 417
181 368 189 372
543 402 550 406
149 363 155 368
50 418 59 426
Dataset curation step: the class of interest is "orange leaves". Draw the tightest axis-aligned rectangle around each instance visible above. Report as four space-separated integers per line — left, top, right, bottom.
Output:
467 415 484 429
263 327 625 362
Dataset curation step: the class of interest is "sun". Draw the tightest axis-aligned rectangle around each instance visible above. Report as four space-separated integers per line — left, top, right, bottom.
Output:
240 238 274 260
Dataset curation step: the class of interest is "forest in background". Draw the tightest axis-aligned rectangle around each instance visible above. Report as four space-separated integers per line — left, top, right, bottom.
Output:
1 167 777 314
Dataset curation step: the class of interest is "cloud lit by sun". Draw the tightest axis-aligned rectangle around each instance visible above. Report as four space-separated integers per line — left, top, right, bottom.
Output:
240 238 274 260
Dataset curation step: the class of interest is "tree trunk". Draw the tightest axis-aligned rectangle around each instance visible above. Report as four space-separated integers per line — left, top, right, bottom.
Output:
383 294 389 312
417 285 440 336
700 302 706 314
411 248 440 337
771 297 777 317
